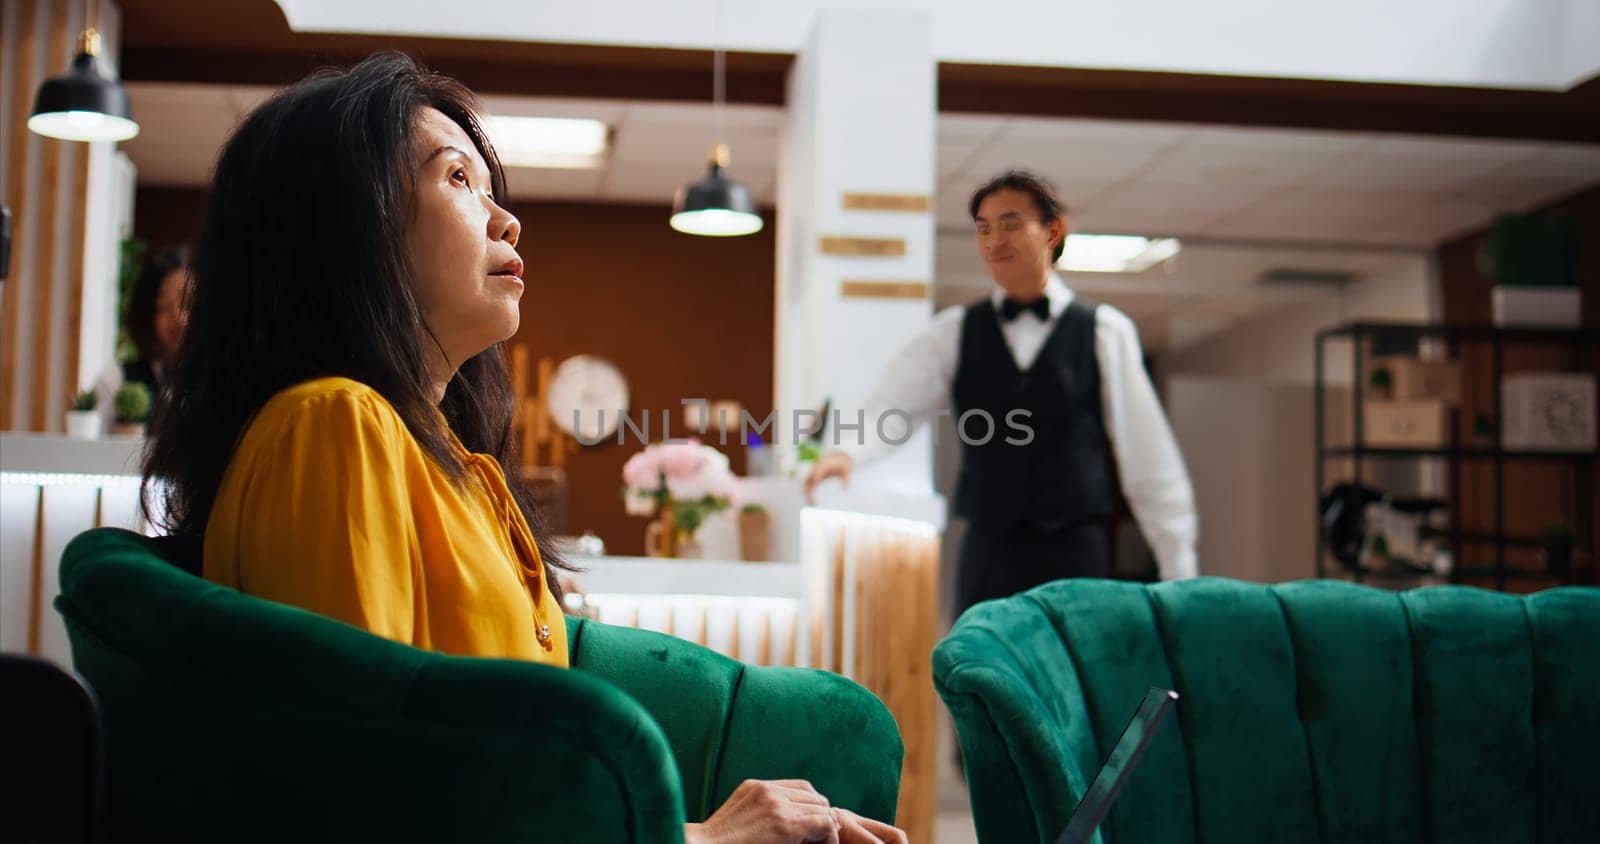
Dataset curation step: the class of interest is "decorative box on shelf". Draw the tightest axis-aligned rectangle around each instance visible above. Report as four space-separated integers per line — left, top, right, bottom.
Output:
1367 355 1461 405
1501 373 1597 452
1491 286 1582 328
1363 400 1450 449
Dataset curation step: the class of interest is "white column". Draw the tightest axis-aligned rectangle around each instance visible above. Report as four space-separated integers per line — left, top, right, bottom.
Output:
79 2 136 399
775 8 936 496
78 149 136 398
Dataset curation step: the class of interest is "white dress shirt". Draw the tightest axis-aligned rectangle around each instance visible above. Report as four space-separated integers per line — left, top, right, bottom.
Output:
836 275 1199 580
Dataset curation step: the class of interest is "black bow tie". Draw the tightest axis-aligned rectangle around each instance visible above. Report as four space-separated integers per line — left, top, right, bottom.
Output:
1000 297 1050 322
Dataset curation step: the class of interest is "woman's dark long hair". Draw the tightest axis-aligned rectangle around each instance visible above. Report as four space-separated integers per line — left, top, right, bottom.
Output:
126 243 190 365
143 52 569 594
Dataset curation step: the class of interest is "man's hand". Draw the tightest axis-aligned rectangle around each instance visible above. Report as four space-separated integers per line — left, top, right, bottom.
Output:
682 778 906 843
804 452 853 502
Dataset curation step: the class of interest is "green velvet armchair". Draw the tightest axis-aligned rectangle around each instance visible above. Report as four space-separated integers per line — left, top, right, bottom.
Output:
55 528 902 842
933 577 1600 843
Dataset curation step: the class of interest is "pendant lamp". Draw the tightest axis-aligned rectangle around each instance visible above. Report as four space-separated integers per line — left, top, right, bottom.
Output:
670 9 761 238
671 143 763 237
28 3 139 144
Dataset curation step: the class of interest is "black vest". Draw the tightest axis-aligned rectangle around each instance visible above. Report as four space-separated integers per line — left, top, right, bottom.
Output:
951 297 1113 533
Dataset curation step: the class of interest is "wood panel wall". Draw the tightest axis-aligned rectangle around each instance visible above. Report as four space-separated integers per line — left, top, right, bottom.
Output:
1 0 121 432
1437 184 1600 586
133 189 778 556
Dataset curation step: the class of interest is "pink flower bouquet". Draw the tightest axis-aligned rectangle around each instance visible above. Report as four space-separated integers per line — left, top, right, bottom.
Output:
621 440 737 534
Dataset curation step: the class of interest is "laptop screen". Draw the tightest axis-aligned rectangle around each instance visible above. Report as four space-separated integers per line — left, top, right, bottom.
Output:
1056 687 1180 844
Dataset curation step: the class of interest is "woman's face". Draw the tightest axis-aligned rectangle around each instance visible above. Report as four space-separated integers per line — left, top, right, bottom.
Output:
153 268 189 361
405 107 524 377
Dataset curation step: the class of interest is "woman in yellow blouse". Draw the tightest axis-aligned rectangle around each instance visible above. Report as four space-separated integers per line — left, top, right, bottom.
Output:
139 53 901 844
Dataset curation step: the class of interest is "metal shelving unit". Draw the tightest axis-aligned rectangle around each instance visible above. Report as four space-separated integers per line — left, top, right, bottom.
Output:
1314 321 1599 591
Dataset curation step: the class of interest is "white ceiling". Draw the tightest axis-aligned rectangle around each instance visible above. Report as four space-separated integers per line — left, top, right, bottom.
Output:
124 82 1599 355
121 83 783 205
936 115 1600 247
928 116 1597 354
126 82 1600 250
933 235 1427 356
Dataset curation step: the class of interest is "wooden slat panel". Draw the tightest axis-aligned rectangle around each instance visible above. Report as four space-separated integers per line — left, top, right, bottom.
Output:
831 529 846 674
63 141 89 410
839 280 928 301
841 193 930 213
812 530 825 668
818 236 906 257
852 533 869 674
29 0 70 431
753 610 769 666
2 0 40 430
783 609 797 666
846 521 940 844
905 535 941 841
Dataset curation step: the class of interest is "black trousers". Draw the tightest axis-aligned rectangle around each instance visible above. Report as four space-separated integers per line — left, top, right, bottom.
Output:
954 519 1108 621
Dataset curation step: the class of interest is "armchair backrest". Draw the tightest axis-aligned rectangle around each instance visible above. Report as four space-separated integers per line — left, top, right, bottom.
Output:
934 577 1600 843
566 617 903 823
56 528 685 842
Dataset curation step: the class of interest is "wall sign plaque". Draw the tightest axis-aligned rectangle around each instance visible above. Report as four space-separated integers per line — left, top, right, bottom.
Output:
819 236 906 257
841 193 931 213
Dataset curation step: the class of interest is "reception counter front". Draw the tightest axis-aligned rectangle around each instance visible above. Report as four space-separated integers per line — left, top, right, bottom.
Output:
564 479 946 839
1 434 149 661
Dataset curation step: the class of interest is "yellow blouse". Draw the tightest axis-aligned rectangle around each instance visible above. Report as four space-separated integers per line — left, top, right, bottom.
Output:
203 377 568 667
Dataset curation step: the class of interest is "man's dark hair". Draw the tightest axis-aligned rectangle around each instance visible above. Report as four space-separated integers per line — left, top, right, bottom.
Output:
968 170 1069 262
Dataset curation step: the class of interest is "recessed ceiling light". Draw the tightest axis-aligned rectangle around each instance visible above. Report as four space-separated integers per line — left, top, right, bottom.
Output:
484 115 609 169
1057 234 1181 273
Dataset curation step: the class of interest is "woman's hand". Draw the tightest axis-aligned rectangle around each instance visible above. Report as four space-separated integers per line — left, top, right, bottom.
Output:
832 807 908 843
684 779 906 843
685 780 836 843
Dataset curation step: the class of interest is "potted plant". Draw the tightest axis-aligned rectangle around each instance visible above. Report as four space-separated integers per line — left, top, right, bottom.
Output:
622 440 736 558
788 398 829 477
112 382 153 437
1369 366 1394 401
66 389 101 439
1541 523 1577 579
1471 412 1497 450
738 503 771 562
792 440 822 475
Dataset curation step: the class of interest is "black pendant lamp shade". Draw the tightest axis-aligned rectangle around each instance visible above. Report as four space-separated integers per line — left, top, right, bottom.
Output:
28 29 139 143
671 143 764 237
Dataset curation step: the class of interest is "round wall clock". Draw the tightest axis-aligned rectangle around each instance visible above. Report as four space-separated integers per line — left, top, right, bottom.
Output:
547 354 629 444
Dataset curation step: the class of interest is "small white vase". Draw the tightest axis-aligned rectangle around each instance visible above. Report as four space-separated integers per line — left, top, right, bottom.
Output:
65 410 102 440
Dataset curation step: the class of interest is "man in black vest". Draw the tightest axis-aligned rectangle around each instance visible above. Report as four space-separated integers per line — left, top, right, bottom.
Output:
806 170 1197 619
